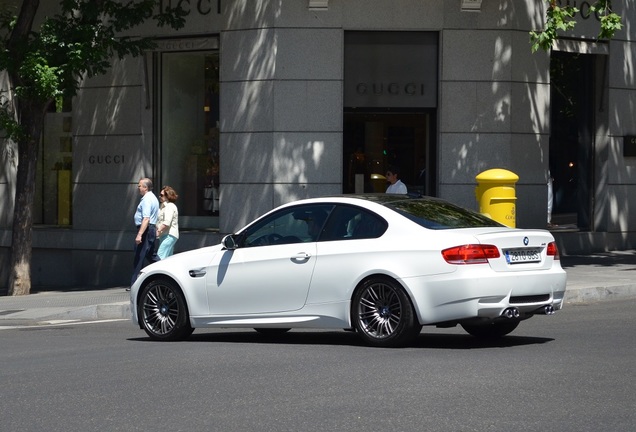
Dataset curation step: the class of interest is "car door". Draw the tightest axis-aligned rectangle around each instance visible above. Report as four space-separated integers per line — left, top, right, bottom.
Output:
306 205 389 305
205 204 333 314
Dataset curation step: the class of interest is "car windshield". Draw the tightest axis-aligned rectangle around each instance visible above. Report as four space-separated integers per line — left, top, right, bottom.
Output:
344 194 503 230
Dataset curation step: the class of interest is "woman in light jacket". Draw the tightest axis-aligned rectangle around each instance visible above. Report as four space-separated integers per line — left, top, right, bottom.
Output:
156 186 179 259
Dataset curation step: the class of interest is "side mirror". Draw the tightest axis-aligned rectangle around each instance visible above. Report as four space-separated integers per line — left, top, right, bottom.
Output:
221 234 237 250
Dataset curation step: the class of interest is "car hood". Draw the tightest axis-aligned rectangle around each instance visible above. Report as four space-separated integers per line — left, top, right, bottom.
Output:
138 244 223 277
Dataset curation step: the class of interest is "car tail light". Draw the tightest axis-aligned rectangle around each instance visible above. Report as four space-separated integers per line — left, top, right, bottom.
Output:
442 244 500 264
546 241 560 260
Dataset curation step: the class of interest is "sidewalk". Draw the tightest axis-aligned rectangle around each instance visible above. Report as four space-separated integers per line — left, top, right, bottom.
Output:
0 287 130 324
559 250 636 303
0 250 635 324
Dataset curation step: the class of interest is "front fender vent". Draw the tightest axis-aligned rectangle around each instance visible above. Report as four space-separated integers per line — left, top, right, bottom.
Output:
189 268 206 278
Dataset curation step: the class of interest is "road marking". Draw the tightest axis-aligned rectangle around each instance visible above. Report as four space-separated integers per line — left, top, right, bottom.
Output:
0 318 128 330
42 320 81 325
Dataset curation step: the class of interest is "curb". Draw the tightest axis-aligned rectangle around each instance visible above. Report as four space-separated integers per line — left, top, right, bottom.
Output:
564 285 636 304
45 302 131 321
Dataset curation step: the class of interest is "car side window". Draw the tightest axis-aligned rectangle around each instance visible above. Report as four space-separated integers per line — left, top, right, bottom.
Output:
321 205 387 241
242 205 334 247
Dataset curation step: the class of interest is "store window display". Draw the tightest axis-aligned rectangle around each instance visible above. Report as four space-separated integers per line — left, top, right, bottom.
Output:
160 51 219 229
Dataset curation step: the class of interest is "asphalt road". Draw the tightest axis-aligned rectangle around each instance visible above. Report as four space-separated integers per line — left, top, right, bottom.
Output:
1 299 635 432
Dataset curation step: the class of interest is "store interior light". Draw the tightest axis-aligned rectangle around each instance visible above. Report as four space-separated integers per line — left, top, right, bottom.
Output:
461 0 482 12
308 0 328 10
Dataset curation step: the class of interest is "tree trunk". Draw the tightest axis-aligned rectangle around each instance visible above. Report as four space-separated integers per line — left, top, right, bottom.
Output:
7 103 44 296
2 0 43 296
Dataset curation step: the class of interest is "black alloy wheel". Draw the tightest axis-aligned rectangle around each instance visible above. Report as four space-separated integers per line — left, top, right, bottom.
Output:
352 277 421 347
140 278 194 341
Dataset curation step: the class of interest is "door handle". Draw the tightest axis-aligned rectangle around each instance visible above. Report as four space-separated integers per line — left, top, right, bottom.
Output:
291 252 311 261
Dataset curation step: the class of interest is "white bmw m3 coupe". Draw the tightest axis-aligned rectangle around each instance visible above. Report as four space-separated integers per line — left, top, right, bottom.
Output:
131 194 567 347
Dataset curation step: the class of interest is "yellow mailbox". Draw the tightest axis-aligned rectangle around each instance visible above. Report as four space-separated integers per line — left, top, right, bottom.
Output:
475 168 519 227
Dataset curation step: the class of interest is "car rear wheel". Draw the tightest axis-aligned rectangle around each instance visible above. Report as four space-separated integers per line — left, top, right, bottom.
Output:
352 277 421 347
140 278 194 341
461 321 519 338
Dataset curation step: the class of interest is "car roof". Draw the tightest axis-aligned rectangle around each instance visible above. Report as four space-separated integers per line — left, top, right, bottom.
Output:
286 193 444 208
335 193 437 204
237 193 497 234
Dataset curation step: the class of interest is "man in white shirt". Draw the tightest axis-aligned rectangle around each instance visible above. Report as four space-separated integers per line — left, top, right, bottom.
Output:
385 166 408 194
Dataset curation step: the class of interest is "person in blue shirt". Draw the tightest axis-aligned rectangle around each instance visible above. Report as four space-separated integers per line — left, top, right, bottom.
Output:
131 177 160 287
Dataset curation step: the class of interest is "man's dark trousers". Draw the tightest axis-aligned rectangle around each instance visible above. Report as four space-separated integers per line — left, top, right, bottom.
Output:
131 225 159 286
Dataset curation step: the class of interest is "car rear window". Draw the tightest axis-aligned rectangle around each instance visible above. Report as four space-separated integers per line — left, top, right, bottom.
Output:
385 199 504 230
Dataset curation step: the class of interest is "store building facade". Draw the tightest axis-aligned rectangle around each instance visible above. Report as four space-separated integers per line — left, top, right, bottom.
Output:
1 0 635 288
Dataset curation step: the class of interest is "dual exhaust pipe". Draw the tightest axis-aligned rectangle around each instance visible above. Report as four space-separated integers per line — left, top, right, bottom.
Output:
502 307 520 319
540 305 555 315
501 305 555 319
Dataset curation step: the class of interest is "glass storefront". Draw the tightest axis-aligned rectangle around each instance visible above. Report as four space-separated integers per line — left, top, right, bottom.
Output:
158 50 220 229
343 111 434 195
343 31 438 196
36 100 73 226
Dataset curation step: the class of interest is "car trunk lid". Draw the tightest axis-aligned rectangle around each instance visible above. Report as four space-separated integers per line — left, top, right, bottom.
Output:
472 229 557 271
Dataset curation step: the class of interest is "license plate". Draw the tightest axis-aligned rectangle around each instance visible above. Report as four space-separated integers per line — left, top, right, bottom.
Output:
505 248 541 264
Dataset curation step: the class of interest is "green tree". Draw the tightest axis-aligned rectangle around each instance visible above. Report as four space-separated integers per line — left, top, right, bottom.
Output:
531 0 623 52
0 0 184 296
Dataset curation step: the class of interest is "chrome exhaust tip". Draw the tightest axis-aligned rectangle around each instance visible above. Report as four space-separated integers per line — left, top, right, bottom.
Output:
534 304 555 315
502 307 520 319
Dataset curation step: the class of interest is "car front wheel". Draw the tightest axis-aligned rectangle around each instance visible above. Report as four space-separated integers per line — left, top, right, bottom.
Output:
352 277 421 347
139 278 194 341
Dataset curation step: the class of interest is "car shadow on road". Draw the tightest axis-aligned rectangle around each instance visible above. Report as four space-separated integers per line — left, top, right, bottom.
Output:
411 333 554 349
130 329 554 349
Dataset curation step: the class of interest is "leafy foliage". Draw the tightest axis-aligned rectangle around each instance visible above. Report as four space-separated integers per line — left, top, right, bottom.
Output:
530 0 623 52
0 0 185 296
595 1 623 40
0 0 186 139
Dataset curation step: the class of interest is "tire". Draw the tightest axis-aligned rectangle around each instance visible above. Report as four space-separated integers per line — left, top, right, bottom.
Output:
352 277 421 347
461 321 519 338
139 278 194 341
254 328 291 335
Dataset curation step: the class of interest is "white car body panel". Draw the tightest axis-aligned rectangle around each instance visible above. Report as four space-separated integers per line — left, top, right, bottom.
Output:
204 242 317 314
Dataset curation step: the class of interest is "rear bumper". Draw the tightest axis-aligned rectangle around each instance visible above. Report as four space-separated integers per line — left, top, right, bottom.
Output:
402 267 567 325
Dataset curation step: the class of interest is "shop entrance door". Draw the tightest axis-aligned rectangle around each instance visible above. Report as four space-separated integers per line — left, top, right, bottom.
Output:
343 111 434 195
549 51 599 230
